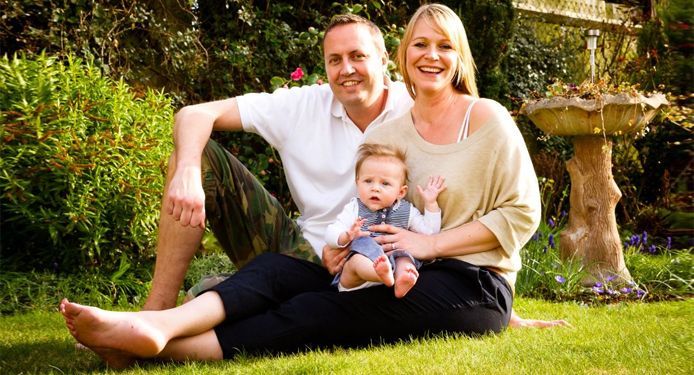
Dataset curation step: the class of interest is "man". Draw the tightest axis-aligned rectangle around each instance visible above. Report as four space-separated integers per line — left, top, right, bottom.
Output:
142 13 567 330
143 14 412 311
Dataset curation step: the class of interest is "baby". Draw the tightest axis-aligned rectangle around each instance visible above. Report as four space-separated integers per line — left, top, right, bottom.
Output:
325 143 446 298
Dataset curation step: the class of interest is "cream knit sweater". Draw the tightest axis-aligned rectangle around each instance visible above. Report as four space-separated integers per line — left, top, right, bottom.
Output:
366 106 541 287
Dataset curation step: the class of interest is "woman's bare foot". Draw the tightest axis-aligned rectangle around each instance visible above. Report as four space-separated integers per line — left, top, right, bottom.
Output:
373 255 394 286
60 298 167 359
508 312 572 329
393 260 418 298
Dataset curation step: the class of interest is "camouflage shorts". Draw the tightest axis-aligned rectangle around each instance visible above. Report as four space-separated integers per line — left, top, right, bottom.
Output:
189 139 320 297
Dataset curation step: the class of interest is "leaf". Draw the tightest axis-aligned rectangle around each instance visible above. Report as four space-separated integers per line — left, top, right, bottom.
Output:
270 76 285 90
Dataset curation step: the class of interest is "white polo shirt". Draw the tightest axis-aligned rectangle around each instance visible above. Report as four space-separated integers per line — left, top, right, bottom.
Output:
238 81 412 258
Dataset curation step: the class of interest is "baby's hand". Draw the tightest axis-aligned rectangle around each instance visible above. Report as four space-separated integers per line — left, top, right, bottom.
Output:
347 217 369 241
417 176 447 208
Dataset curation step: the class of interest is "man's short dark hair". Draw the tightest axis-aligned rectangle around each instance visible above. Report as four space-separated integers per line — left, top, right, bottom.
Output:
322 14 386 54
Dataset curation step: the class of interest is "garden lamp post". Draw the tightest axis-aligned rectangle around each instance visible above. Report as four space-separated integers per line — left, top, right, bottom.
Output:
585 29 600 83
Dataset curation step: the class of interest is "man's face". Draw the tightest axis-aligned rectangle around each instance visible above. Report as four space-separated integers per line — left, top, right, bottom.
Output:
323 23 387 111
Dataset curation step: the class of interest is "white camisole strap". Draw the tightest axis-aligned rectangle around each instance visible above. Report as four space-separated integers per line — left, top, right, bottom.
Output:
456 99 478 143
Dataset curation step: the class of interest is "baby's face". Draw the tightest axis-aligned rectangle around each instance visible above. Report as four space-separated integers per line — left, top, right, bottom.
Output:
356 156 407 211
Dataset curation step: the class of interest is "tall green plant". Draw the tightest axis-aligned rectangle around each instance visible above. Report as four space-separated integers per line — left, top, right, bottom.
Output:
0 53 173 273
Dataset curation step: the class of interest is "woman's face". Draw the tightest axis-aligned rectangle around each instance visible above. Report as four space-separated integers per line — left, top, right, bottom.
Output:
405 19 458 96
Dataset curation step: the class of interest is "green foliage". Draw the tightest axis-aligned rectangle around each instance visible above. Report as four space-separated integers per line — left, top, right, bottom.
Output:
0 53 173 273
629 0 693 95
0 264 150 315
184 250 235 293
440 0 514 101
625 246 693 299
616 0 692 232
517 221 693 302
0 0 204 104
516 220 589 301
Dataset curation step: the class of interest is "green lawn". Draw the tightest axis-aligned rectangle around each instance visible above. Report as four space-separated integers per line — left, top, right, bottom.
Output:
0 298 691 374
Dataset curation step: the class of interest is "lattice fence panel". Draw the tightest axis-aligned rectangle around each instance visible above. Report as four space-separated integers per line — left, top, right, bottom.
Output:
513 0 639 33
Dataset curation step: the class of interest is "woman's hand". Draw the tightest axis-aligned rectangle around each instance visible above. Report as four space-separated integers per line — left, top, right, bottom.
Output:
321 244 350 275
370 224 437 260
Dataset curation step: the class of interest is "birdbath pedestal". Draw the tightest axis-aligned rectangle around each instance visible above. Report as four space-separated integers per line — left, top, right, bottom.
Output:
523 93 668 281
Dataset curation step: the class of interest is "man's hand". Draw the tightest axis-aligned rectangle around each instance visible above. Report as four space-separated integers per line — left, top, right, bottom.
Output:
321 244 350 275
165 165 206 228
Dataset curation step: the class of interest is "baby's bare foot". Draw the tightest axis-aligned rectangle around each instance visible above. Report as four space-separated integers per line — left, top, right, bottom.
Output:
373 255 394 287
394 265 418 298
60 298 167 358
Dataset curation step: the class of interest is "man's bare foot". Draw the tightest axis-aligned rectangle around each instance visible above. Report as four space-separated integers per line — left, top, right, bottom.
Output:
92 347 139 369
60 298 167 358
393 262 418 298
74 343 138 369
373 255 394 286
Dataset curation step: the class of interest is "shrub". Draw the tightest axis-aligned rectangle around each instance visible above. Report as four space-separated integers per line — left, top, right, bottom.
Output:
0 261 150 315
0 53 173 273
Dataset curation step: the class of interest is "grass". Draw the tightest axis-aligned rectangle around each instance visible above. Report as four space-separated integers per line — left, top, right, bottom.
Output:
1 298 691 374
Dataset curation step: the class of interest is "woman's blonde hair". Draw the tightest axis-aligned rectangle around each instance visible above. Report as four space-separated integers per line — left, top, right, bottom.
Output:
397 3 478 99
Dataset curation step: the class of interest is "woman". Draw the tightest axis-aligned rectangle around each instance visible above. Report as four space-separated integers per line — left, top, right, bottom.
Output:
60 4 563 367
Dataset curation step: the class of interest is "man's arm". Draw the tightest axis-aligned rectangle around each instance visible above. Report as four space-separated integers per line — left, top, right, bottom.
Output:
166 98 243 228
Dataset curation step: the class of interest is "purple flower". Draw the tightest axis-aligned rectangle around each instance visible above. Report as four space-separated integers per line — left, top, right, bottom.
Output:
641 231 648 245
636 289 645 298
548 234 555 249
531 231 540 241
592 286 604 294
607 288 618 296
630 234 640 246
649 244 657 254
548 218 555 228
666 237 672 250
606 275 617 282
561 210 567 217
594 282 603 288
620 287 633 294
554 275 566 284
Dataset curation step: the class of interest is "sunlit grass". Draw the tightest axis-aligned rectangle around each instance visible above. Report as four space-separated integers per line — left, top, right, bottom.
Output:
1 298 691 374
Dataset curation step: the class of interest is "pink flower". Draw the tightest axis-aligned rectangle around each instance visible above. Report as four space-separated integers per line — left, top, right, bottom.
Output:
290 67 304 81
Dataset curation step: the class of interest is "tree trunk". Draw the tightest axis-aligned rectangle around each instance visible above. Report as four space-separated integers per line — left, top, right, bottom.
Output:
559 136 631 282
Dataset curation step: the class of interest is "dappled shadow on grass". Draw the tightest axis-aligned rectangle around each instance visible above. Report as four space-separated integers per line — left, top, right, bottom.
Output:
0 339 258 373
0 339 101 373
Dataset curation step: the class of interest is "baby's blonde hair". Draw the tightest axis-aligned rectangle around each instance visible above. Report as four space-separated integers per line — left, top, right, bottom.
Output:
355 143 408 184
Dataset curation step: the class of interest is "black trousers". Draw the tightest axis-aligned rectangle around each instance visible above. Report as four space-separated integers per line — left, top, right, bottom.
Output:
208 253 512 358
